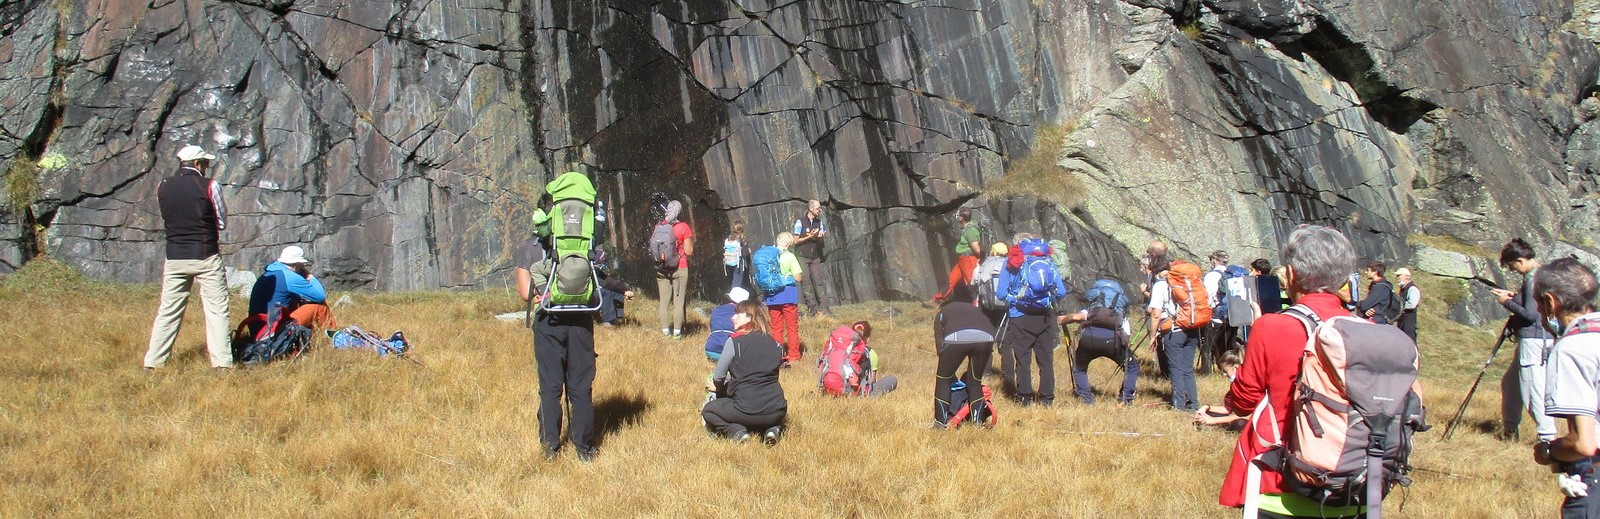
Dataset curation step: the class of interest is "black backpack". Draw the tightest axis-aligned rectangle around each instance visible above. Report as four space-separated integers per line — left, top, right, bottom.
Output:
234 322 311 364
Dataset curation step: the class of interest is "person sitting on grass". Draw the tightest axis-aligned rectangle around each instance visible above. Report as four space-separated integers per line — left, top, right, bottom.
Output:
246 245 336 337
818 321 899 397
705 287 749 362
703 299 788 445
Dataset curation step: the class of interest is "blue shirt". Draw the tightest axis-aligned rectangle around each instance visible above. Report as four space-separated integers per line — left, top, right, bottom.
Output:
704 303 736 355
765 284 799 306
998 257 1067 318
248 261 328 314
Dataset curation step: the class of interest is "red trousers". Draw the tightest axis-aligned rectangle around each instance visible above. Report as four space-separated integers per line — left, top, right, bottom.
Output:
769 303 801 362
935 255 980 303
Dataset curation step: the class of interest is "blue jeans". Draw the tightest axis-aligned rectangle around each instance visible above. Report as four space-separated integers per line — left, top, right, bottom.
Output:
1163 328 1199 412
1563 470 1600 518
599 288 625 324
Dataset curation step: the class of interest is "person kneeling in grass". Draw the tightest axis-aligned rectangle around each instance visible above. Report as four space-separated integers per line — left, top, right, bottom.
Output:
703 299 788 445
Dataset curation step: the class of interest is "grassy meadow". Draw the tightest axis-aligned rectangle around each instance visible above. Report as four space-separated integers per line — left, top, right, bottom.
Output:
0 260 1560 517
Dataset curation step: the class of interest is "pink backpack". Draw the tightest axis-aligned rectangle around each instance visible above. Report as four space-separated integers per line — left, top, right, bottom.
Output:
817 326 869 397
1243 305 1426 518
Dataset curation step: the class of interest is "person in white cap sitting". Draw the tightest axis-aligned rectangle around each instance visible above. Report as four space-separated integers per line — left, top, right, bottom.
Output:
705 287 749 362
145 144 233 370
244 245 336 338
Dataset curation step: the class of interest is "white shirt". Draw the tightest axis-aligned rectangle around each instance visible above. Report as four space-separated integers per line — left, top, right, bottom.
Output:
1545 312 1600 420
1147 278 1174 319
1203 265 1225 308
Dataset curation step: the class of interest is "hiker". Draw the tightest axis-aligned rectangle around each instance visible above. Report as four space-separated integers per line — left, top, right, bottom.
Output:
1140 240 1167 298
817 321 898 397
1395 267 1420 341
723 220 750 291
929 208 984 307
245 245 336 337
516 172 601 462
1200 250 1231 375
755 232 805 366
652 200 694 338
792 199 834 318
1495 238 1556 442
934 300 997 428
1148 252 1211 413
703 299 788 445
1253 259 1285 316
1062 288 1137 406
144 145 233 370
705 287 748 361
1529 258 1600 515
1194 224 1372 515
597 274 634 328
1356 261 1398 325
1000 237 1069 407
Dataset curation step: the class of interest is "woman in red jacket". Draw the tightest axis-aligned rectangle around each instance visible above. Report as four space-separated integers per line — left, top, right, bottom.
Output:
1194 224 1362 518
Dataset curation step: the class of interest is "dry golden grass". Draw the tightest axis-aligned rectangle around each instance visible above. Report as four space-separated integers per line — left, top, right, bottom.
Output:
0 259 1564 517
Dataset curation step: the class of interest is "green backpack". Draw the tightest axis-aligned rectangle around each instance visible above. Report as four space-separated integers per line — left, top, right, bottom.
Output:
537 172 600 312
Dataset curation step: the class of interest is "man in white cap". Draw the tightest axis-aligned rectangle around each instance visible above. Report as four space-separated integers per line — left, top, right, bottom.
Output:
1394 267 1420 341
245 245 335 338
145 144 233 370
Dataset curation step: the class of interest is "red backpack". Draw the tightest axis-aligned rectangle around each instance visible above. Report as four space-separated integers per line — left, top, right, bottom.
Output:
1166 260 1213 330
817 326 870 396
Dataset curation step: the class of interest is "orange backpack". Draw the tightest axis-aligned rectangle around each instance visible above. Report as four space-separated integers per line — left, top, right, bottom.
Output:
1166 260 1213 330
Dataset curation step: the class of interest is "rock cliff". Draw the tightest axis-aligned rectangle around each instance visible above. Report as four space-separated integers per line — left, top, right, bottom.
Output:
1 0 1596 310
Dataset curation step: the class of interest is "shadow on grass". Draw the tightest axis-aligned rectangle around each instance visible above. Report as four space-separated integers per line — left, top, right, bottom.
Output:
593 391 652 447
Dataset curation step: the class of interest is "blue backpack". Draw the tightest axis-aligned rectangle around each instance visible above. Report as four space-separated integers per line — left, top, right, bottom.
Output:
1215 264 1248 318
1085 279 1128 316
751 246 790 295
1010 243 1060 311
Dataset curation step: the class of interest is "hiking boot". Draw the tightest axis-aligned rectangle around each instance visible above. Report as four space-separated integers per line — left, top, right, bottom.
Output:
731 431 752 444
600 322 615 328
662 328 672 337
1497 429 1521 443
542 446 560 461
762 426 784 446
576 447 598 463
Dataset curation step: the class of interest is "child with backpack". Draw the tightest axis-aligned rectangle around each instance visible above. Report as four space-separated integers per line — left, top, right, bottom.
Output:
998 237 1069 407
817 321 898 397
703 299 788 445
934 300 998 428
1195 225 1425 518
652 200 694 339
723 221 749 291
753 232 804 366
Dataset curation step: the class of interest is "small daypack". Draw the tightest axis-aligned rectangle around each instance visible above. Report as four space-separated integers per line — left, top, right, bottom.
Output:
1374 280 1402 324
971 257 1008 311
234 322 311 364
1085 279 1129 317
818 326 870 396
1218 264 1254 325
1166 260 1213 330
751 245 790 295
1009 239 1059 311
650 222 680 273
1246 306 1425 516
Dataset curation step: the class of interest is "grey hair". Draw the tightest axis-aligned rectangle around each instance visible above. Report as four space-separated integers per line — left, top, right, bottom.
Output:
1281 224 1356 294
775 231 795 249
1534 257 1599 314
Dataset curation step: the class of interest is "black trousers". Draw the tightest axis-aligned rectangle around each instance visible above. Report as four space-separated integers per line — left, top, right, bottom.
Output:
936 340 992 413
1398 310 1418 341
1007 313 1057 404
701 398 785 437
534 311 597 454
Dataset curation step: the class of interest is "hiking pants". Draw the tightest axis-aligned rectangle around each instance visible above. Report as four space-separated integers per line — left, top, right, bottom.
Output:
533 312 596 455
1398 309 1418 341
1563 467 1600 519
769 303 801 363
656 268 688 333
145 255 233 368
724 263 745 291
935 340 991 421
701 398 785 438
1072 328 1138 405
991 313 1020 390
799 257 831 313
599 287 626 324
1007 313 1056 405
1502 336 1556 441
1163 327 1199 413
288 303 337 331
935 255 978 303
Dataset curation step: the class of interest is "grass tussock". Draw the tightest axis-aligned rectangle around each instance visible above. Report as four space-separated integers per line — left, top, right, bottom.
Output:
987 123 1088 210
6 152 39 219
0 276 1564 516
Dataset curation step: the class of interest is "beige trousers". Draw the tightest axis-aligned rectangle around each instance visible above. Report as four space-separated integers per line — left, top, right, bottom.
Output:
144 255 233 368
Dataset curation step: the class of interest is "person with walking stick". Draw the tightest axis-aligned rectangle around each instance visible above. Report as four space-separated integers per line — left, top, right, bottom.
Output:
1529 258 1600 516
1494 238 1557 443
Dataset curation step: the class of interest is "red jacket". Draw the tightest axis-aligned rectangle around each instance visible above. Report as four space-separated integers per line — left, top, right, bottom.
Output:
1217 292 1349 507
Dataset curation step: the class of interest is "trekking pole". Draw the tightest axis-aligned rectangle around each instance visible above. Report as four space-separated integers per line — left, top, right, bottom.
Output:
1442 324 1514 441
355 329 427 368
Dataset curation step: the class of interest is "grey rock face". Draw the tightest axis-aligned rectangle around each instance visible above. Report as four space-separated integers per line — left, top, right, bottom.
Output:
0 0 1595 319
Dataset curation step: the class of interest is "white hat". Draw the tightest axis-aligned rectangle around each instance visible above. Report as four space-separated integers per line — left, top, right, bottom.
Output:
176 145 217 162
727 287 749 304
1395 268 1412 277
277 245 310 265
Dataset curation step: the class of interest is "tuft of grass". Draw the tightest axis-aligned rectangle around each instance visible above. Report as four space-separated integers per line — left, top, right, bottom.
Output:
0 279 1558 516
1409 233 1497 259
6 152 40 219
986 123 1087 210
1179 21 1202 41
0 255 83 291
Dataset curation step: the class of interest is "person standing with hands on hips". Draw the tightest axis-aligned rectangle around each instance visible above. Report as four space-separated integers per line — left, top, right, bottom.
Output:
793 200 833 318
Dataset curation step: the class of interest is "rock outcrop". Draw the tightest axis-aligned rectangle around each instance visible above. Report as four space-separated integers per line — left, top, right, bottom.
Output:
0 0 1596 311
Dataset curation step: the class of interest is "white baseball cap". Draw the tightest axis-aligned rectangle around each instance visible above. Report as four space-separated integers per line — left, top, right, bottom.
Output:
176 145 217 162
727 287 750 303
277 245 310 265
